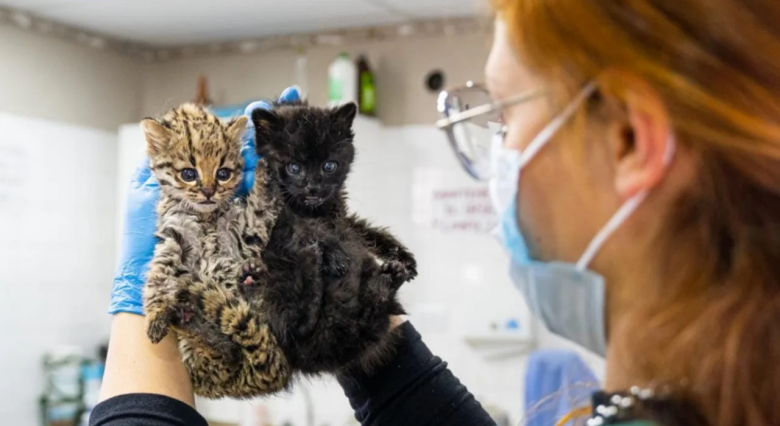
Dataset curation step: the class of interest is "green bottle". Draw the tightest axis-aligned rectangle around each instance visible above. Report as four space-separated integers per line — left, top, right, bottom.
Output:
357 55 376 116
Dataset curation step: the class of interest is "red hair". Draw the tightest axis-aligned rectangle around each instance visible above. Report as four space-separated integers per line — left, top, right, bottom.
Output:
493 1 780 425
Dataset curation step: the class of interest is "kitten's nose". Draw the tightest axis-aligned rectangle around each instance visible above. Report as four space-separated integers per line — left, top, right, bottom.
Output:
201 187 216 199
306 185 320 195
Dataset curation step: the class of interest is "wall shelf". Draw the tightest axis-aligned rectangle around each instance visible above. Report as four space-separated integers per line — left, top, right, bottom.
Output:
464 333 536 360
464 332 533 346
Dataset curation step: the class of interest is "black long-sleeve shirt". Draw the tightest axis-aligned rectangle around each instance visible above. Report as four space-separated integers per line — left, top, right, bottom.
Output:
90 322 496 426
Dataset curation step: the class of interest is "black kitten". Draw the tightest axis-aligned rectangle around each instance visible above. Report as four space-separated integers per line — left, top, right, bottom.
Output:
246 101 417 375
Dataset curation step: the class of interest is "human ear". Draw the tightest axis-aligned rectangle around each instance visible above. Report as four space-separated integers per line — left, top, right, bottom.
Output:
603 71 674 199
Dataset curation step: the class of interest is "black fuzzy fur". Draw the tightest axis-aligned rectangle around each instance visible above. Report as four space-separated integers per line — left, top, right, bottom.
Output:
246 102 417 375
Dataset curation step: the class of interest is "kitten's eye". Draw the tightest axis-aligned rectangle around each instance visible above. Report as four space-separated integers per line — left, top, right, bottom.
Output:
216 168 232 181
322 161 338 174
180 168 198 182
286 163 302 175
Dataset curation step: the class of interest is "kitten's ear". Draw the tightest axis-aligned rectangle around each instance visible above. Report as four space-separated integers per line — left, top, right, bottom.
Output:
251 108 282 132
333 102 357 125
226 116 248 141
141 118 173 156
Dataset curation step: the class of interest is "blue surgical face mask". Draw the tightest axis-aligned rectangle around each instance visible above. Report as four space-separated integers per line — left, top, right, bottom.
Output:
491 82 675 356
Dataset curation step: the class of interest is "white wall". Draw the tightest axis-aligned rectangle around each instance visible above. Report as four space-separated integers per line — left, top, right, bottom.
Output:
0 25 142 131
0 20 488 130
0 112 117 426
0 24 138 425
140 32 491 126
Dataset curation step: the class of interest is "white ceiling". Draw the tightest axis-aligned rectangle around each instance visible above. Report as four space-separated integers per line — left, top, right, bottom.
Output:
0 0 483 46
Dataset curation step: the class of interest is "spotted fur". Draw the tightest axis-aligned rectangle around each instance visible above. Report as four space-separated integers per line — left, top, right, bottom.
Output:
141 103 291 398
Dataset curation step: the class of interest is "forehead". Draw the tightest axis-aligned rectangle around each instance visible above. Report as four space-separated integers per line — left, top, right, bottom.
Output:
280 116 352 161
165 120 240 161
485 19 539 96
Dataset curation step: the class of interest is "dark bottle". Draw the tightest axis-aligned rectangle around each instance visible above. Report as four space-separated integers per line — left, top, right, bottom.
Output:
193 75 213 106
356 55 376 117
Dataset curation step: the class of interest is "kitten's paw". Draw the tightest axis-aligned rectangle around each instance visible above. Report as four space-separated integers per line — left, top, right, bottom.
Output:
146 314 171 344
240 262 262 286
381 260 415 285
147 307 195 343
388 299 407 316
175 305 195 325
395 250 418 281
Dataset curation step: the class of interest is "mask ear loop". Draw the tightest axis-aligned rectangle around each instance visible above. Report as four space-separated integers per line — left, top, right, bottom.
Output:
518 82 599 169
576 136 677 270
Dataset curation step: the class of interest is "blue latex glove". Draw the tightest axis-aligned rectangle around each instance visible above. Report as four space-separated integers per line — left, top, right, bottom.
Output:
109 87 301 315
237 86 301 197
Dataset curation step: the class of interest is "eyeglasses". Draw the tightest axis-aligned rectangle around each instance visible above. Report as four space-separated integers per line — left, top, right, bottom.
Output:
436 82 547 180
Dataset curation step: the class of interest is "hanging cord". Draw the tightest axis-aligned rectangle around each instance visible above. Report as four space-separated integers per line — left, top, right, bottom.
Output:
555 405 593 426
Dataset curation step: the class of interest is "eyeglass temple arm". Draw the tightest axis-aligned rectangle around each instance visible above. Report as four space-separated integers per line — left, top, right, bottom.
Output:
436 88 547 129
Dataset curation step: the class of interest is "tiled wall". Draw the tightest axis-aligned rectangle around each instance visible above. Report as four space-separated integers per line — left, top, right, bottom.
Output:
0 113 116 426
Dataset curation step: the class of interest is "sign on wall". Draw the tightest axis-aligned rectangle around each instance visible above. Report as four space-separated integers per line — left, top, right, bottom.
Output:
412 168 498 234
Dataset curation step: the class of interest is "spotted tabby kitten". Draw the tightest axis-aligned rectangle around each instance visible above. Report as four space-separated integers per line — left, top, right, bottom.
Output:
141 103 290 398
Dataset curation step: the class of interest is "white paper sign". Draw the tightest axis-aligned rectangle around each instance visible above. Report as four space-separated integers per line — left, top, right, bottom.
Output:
431 186 497 233
412 168 497 234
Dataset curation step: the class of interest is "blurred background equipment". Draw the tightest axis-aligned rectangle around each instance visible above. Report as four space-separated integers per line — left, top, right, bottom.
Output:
523 350 600 426
425 69 446 93
40 343 106 426
40 346 84 426
0 1 605 424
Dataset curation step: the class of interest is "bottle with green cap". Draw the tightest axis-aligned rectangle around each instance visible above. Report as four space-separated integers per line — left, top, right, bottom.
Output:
328 52 357 107
357 55 376 116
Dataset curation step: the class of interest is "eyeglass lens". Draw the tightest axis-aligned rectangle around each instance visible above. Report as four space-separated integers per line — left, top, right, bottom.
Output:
443 88 503 179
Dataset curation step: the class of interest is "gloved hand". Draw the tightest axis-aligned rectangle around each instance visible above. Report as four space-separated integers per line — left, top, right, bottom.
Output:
237 86 301 197
109 87 302 315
